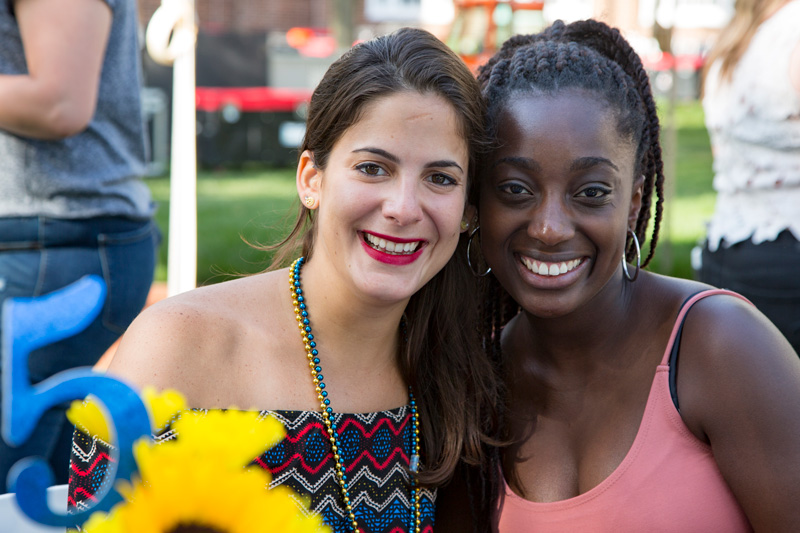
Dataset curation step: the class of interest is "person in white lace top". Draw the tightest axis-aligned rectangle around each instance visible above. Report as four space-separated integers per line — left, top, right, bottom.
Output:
700 0 800 352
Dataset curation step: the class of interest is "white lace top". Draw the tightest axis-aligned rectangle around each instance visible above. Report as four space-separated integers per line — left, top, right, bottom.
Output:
702 0 800 251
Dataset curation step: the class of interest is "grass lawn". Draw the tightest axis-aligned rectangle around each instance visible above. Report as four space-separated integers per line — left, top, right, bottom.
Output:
146 100 716 286
147 167 299 285
647 99 715 279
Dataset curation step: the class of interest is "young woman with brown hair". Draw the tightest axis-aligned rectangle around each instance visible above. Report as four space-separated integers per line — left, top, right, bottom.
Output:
69 27 499 532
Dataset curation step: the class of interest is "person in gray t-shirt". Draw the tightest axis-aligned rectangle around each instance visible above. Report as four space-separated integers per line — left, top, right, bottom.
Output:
0 0 158 493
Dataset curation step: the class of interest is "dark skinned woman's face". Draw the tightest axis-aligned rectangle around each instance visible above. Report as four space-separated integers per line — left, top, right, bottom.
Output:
479 90 643 318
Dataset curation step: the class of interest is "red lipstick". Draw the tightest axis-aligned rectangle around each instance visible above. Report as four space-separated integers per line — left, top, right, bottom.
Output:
360 231 426 265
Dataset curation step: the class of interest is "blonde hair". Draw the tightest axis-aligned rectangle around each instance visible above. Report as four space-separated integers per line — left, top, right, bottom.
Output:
703 0 790 86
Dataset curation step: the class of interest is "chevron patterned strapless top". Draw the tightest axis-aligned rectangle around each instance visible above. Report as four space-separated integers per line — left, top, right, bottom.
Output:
69 406 435 533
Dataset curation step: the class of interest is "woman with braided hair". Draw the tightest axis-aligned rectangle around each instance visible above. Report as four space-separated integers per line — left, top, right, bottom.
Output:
439 18 800 532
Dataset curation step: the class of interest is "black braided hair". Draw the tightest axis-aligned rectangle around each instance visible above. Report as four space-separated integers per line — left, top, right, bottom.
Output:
472 19 667 530
478 19 665 268
459 274 512 532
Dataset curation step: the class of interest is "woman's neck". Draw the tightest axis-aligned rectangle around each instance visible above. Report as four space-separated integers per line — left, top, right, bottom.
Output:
513 274 640 373
297 256 408 372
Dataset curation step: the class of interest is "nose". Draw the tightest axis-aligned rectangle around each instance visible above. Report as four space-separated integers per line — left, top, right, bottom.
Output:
526 193 574 246
382 176 424 226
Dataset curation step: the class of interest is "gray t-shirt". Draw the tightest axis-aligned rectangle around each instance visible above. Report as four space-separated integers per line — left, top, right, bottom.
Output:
0 0 154 220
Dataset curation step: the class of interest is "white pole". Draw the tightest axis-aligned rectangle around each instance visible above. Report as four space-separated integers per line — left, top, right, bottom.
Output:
145 0 198 297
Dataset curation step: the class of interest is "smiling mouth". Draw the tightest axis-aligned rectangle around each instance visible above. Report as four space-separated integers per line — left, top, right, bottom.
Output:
521 256 583 277
362 232 423 255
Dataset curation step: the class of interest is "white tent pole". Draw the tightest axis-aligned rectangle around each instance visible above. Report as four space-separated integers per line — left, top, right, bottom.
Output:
146 0 198 297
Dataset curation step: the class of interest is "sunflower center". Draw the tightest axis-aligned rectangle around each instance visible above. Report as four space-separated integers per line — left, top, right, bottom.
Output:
169 524 228 533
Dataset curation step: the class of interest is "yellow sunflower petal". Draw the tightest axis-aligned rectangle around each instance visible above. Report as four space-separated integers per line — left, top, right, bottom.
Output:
142 386 187 432
237 484 330 532
169 409 285 469
105 438 326 533
81 508 124 533
67 388 188 442
87 409 324 533
66 396 112 443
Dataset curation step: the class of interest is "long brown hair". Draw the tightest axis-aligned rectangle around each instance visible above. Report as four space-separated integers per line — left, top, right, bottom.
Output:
702 0 790 86
266 28 499 487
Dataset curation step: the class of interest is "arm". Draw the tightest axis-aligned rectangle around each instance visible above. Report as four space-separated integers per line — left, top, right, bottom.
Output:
678 295 800 532
0 0 112 139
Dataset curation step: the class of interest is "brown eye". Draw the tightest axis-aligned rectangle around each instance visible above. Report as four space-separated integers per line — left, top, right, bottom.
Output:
428 173 456 186
356 163 386 176
499 182 531 195
577 186 610 199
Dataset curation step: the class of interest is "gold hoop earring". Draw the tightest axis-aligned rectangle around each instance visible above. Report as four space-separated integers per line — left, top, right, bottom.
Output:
622 229 641 282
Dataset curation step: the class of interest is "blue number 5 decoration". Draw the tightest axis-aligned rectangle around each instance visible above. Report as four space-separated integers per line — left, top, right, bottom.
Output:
1 275 151 528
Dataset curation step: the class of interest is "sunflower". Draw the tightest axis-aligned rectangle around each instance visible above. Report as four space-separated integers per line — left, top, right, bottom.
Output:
81 405 327 533
167 409 284 470
67 386 187 442
144 387 189 431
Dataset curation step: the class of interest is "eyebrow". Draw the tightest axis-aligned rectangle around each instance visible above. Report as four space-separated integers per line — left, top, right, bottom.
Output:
491 156 541 171
492 155 618 172
353 147 464 173
570 156 619 172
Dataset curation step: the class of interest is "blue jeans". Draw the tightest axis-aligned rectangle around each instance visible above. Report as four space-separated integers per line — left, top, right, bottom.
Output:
0 216 159 493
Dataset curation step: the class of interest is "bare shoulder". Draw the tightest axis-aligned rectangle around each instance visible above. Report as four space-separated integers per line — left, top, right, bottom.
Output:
107 269 295 405
630 272 714 327
667 279 800 529
631 272 798 422
679 286 796 371
660 276 797 402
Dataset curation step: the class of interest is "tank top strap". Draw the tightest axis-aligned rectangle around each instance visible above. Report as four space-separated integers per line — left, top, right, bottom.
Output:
660 289 750 366
662 289 752 412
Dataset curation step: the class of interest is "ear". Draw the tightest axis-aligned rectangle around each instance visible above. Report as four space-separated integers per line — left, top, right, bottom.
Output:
628 175 645 230
462 204 477 233
297 150 321 209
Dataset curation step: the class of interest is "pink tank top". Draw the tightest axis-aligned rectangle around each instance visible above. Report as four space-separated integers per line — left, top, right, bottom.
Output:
498 290 753 532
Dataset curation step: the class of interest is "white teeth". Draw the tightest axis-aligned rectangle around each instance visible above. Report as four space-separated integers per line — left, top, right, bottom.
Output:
521 256 583 277
364 233 421 255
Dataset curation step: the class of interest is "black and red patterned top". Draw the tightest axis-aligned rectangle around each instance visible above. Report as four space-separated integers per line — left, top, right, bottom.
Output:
70 406 435 533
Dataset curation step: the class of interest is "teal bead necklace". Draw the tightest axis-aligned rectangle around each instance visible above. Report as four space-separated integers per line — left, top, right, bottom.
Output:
289 257 422 533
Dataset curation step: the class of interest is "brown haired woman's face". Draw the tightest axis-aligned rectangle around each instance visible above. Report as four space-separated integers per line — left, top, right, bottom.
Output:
479 91 642 318
303 91 472 305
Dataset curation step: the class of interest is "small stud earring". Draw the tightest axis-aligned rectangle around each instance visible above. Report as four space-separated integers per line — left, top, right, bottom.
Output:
304 196 315 208
460 219 469 231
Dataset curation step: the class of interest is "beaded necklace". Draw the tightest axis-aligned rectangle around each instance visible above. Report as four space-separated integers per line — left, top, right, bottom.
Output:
289 257 422 533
